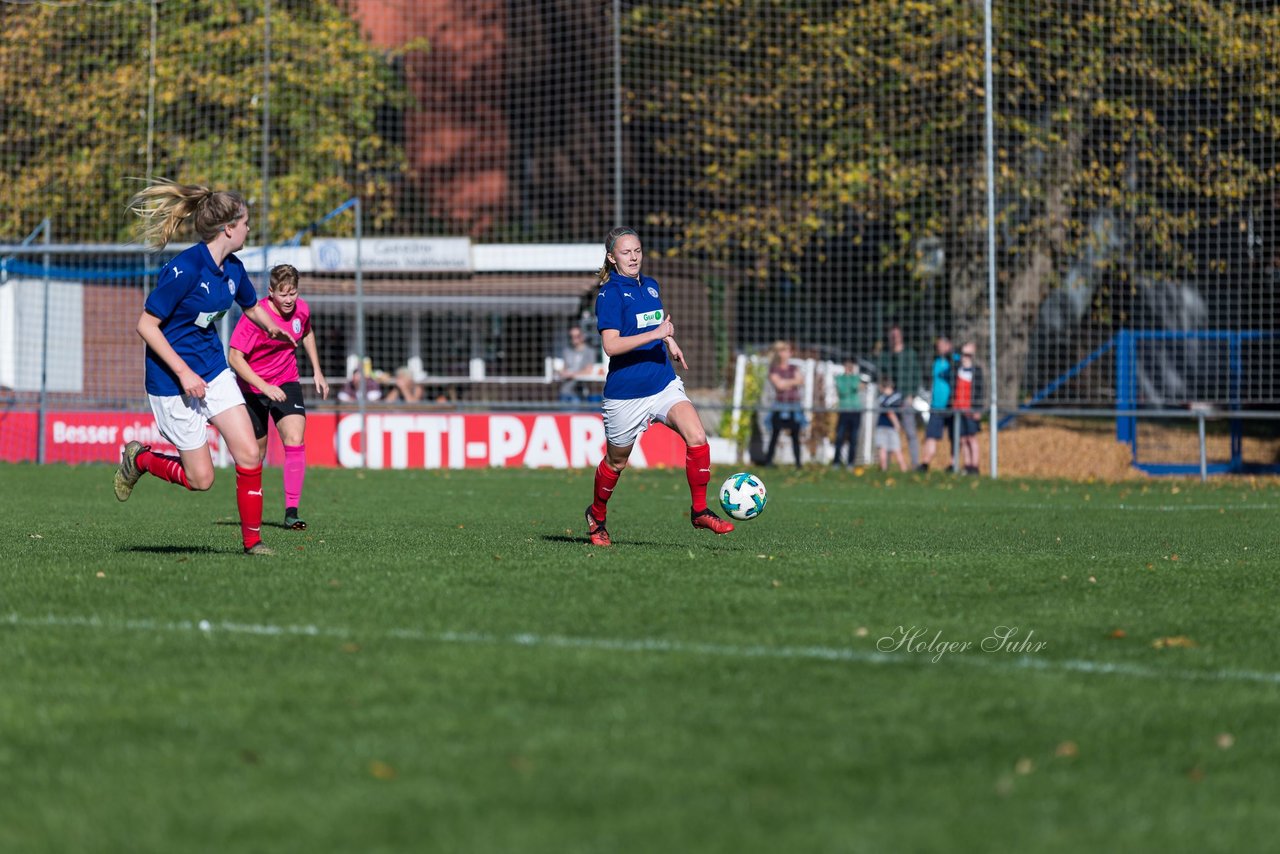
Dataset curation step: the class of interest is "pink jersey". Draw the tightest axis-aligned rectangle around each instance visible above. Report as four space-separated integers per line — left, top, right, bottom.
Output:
229 297 310 393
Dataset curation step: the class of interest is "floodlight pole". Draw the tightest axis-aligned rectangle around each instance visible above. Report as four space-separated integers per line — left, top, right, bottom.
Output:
260 0 271 253
983 0 999 478
355 197 366 469
37 219 51 465
612 0 623 225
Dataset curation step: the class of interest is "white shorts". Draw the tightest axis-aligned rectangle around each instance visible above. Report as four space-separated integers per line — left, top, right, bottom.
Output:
602 377 689 447
148 368 246 451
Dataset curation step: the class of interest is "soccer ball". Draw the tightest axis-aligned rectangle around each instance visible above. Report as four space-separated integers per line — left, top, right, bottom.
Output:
720 472 767 521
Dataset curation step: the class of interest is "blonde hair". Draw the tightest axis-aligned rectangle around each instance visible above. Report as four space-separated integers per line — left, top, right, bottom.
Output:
269 264 300 292
127 177 247 249
596 225 639 284
771 340 793 363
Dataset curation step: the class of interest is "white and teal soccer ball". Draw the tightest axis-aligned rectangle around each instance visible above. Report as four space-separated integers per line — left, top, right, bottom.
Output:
720 472 767 521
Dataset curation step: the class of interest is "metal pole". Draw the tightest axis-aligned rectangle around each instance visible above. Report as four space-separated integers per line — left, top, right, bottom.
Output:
355 197 366 469
260 0 272 257
612 0 623 225
983 0 999 479
147 1 157 180
1198 414 1207 482
37 220 51 465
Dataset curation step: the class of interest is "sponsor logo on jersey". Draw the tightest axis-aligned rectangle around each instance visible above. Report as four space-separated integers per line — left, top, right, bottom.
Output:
635 309 664 329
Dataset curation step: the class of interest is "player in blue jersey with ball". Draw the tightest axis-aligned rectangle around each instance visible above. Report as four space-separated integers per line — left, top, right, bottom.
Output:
584 226 734 546
113 178 295 555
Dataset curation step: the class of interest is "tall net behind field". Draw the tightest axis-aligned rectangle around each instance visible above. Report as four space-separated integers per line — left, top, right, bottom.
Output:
3 0 1280 475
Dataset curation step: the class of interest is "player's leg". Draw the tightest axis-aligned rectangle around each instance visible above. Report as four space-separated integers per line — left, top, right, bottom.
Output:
268 383 309 528
116 395 210 499
210 403 271 554
586 441 631 547
665 398 733 535
275 411 308 529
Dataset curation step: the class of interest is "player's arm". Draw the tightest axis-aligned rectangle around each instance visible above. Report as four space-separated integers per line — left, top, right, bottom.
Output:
136 311 206 399
227 347 286 403
664 335 688 371
242 302 295 344
600 315 675 357
301 329 329 399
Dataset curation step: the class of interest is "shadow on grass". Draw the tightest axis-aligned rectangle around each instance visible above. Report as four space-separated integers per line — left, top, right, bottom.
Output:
120 544 223 555
213 519 307 531
541 534 739 548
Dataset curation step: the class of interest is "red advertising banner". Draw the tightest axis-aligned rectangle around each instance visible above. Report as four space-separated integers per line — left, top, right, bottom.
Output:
1 410 688 469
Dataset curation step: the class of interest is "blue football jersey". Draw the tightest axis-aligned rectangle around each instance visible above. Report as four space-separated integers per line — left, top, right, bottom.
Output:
143 242 259 396
595 270 676 399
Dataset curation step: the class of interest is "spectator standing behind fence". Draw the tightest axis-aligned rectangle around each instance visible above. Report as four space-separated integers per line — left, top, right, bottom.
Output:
112 178 295 556
877 324 922 468
557 324 596 404
919 336 955 471
954 341 984 474
763 340 805 468
227 263 329 531
874 377 908 472
831 357 863 468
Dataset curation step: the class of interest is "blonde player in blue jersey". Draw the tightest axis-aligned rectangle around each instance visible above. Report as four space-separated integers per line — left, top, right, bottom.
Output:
584 226 734 546
113 178 295 555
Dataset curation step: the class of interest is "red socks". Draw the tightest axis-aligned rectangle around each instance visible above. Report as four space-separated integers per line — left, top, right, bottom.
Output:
136 448 191 489
591 459 621 520
235 464 264 549
686 443 711 512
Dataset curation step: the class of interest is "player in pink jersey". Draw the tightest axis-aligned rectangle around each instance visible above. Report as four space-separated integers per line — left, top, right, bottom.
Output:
228 264 329 530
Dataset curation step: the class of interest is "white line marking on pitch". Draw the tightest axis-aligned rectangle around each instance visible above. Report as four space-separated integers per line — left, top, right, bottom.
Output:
5 612 1280 687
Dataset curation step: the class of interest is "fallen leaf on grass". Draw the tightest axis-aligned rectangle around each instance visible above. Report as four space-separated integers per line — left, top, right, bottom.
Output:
1151 635 1197 649
1055 741 1079 758
1106 629 1127 639
369 760 397 780
1216 733 1235 750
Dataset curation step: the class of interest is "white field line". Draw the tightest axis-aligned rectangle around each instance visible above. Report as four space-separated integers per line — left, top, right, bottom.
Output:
5 612 1280 687
781 497 1277 512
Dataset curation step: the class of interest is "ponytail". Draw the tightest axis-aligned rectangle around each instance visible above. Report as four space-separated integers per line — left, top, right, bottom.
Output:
128 177 246 249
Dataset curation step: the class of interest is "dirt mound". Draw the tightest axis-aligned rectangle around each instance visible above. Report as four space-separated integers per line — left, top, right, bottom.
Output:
960 418 1280 481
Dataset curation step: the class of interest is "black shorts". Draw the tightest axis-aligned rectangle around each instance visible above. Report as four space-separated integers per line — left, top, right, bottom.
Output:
243 381 307 440
925 412 952 441
959 414 982 436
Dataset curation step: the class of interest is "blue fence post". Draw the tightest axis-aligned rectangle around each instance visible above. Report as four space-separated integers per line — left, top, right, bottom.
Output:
1229 331 1242 471
1115 329 1135 445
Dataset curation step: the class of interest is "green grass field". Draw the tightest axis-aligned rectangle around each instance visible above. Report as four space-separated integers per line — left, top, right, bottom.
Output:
2 461 1278 853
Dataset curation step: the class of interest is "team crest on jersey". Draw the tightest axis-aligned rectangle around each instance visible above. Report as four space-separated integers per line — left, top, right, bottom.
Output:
292 318 303 335
227 280 235 295
647 286 659 299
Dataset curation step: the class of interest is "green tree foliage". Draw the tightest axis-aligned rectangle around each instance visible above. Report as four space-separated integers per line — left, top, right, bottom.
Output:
0 0 405 243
